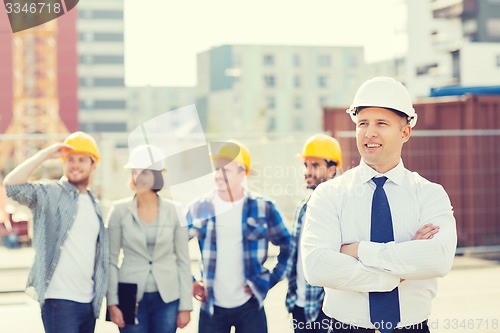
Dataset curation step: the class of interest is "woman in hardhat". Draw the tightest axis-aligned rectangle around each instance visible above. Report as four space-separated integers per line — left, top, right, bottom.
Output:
106 145 192 333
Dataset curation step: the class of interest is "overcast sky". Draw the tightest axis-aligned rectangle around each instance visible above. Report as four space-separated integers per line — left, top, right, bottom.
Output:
124 0 399 86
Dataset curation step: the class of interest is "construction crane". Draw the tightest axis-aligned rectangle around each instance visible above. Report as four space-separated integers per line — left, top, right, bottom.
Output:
0 19 68 171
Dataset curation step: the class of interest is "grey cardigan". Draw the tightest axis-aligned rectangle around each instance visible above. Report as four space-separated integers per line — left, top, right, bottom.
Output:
106 195 192 311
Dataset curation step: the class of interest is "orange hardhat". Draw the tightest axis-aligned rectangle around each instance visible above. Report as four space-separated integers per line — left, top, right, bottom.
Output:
298 133 342 169
211 140 251 175
61 131 100 164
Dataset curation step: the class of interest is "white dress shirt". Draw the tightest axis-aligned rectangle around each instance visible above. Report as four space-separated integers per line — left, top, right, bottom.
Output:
301 159 457 329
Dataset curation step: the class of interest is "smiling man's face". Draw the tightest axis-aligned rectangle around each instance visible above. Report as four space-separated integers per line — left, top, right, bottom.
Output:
355 107 411 173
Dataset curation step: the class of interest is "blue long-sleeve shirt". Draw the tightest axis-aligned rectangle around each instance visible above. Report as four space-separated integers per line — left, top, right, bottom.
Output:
6 179 108 318
186 190 291 316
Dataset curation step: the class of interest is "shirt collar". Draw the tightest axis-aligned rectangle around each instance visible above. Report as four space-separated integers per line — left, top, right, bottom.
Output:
357 158 405 186
58 177 94 197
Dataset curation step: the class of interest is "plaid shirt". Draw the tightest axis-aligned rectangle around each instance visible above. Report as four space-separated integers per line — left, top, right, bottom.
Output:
5 179 108 318
186 191 291 316
285 200 325 322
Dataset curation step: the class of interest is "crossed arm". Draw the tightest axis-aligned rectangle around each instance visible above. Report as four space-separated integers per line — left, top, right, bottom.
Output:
301 184 457 293
341 223 440 259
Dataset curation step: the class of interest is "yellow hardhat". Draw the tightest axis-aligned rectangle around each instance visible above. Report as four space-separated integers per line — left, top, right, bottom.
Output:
299 133 342 169
62 131 100 164
212 140 251 175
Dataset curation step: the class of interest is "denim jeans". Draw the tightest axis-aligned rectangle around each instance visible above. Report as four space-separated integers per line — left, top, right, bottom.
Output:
42 299 96 333
120 292 179 333
199 297 267 333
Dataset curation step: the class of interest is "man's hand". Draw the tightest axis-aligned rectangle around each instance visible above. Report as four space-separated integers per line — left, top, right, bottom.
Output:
244 284 253 296
177 310 190 328
107 305 125 328
340 242 360 259
193 280 207 302
413 223 440 240
41 143 74 160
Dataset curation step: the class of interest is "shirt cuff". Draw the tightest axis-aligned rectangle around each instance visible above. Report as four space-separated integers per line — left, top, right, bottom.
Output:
358 241 399 291
107 295 119 306
358 240 386 267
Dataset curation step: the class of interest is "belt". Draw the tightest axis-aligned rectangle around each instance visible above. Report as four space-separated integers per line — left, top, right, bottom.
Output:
329 318 429 333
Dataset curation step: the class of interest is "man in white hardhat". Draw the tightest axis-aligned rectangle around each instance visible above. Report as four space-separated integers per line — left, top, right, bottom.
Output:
302 77 457 333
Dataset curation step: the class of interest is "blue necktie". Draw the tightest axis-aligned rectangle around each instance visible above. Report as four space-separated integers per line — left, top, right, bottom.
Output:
369 177 400 333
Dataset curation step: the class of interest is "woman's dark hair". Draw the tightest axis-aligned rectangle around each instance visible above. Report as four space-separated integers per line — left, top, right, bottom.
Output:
151 170 164 192
134 169 164 192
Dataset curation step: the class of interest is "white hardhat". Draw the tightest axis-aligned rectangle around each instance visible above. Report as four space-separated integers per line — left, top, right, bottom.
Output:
346 77 418 128
124 144 165 171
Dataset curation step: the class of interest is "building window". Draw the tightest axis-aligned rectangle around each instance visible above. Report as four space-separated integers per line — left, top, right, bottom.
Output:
266 96 275 109
318 55 331 67
293 54 301 67
94 100 127 109
319 96 328 106
79 33 93 42
318 75 328 88
293 116 303 131
80 100 126 109
416 63 438 76
78 10 91 19
294 96 302 109
294 76 301 88
93 78 124 87
80 55 124 64
79 78 94 87
263 54 275 65
93 55 124 64
78 55 93 64
79 33 124 42
93 33 124 42
79 10 123 19
79 100 95 110
267 116 276 132
93 122 128 132
496 55 500 67
264 75 276 87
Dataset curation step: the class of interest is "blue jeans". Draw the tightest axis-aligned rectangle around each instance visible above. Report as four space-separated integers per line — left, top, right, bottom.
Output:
199 297 267 333
42 299 96 333
120 292 179 333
